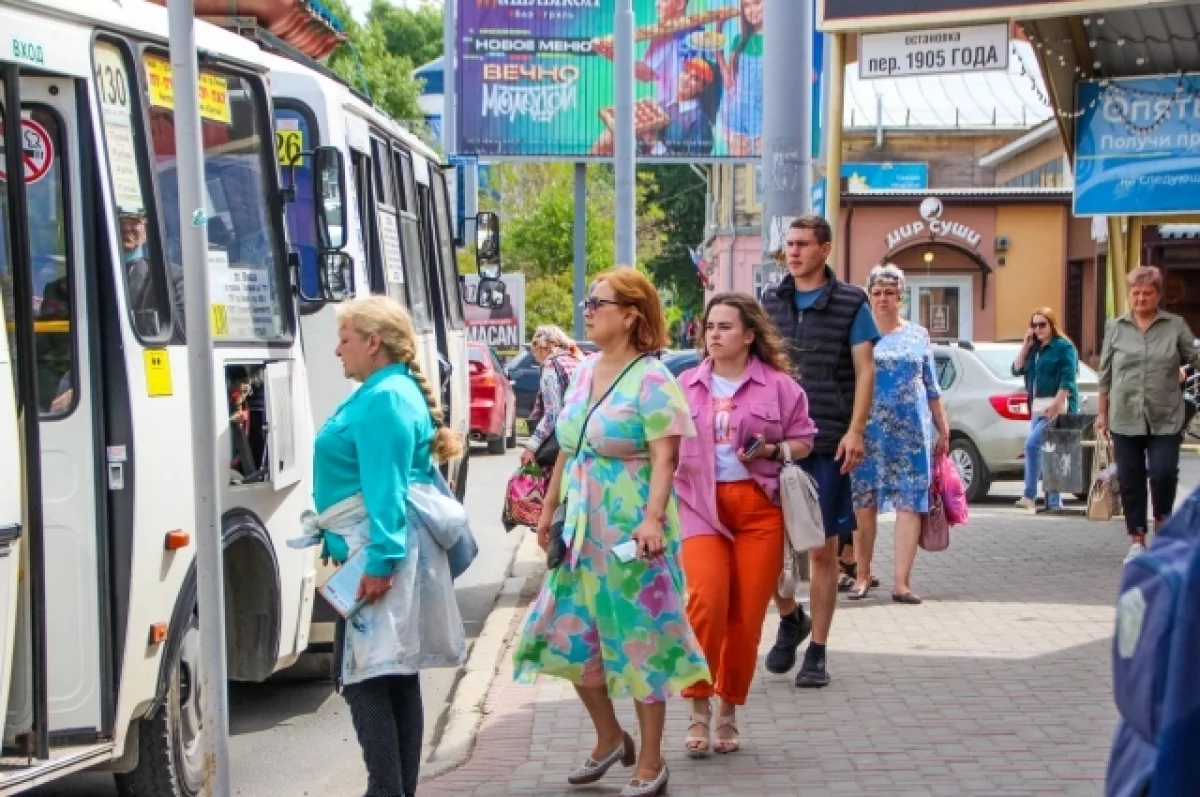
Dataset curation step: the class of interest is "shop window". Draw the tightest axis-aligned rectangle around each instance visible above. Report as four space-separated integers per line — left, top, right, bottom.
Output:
1002 158 1064 189
753 262 783 301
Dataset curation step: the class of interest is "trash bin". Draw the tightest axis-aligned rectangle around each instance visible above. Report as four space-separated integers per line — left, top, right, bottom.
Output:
1041 413 1097 496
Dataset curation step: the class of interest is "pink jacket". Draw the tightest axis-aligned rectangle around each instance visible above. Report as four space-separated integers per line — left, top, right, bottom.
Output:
674 356 818 540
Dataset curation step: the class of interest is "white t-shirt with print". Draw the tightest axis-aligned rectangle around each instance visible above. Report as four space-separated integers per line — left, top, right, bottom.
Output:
711 373 752 483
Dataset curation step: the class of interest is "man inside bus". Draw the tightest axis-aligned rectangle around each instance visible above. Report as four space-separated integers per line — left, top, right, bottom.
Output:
48 209 158 412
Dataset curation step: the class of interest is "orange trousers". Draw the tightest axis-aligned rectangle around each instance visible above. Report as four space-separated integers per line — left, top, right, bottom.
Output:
681 480 784 706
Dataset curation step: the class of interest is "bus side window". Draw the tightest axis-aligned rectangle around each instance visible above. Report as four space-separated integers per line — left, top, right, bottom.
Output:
275 106 319 303
92 40 174 344
0 101 76 416
430 170 465 331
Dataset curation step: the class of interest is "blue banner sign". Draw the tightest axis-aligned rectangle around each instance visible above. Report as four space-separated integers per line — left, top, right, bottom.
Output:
843 162 929 191
1075 75 1200 216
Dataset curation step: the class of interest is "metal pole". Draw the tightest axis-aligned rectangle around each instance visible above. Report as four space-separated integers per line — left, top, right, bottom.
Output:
165 2 231 794
613 0 636 267
573 163 587 339
442 0 457 157
824 33 847 270
762 0 813 265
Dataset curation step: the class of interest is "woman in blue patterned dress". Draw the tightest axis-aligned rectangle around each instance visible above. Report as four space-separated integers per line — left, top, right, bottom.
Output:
849 265 950 604
512 269 708 797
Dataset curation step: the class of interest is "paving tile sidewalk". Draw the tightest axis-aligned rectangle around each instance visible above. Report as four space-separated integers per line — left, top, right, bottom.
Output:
423 507 1129 797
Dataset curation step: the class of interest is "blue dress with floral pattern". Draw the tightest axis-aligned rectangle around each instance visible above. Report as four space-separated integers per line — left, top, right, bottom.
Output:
852 323 941 513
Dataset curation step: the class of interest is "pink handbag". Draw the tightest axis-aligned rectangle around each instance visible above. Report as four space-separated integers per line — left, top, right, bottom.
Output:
502 466 548 532
937 454 969 527
919 471 951 552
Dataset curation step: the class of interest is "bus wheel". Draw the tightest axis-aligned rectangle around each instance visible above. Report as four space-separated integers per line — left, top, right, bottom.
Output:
115 613 204 797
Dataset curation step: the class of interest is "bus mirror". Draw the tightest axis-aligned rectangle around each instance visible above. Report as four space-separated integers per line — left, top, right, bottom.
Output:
475 211 500 273
314 146 347 252
475 276 507 309
323 252 355 302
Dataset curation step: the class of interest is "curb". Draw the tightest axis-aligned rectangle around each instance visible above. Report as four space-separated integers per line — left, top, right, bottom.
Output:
421 531 545 781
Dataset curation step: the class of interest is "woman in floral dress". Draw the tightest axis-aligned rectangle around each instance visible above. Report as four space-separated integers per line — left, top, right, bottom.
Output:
849 265 950 605
513 269 708 797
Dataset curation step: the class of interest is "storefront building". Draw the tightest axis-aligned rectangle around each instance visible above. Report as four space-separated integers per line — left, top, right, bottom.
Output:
702 39 1115 363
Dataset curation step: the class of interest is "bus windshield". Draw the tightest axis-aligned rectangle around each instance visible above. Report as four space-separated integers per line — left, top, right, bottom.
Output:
142 54 288 343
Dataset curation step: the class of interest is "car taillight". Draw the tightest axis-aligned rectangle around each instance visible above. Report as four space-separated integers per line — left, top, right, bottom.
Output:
476 373 496 389
989 393 1030 421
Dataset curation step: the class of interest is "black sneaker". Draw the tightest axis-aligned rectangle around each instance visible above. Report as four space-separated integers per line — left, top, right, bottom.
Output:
765 608 811 674
794 644 830 688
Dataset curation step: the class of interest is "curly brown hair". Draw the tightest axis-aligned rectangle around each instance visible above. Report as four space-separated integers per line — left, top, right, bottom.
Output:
700 292 794 375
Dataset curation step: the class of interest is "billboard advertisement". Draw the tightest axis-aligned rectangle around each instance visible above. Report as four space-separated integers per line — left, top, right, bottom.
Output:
456 0 822 161
1074 76 1200 217
819 0 1131 31
462 273 527 356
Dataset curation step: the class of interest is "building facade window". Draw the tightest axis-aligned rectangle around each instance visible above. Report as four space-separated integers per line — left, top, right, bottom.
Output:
1002 158 1064 188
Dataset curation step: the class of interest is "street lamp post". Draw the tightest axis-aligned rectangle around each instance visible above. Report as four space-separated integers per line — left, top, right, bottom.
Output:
614 0 636 267
165 1 232 794
762 0 813 265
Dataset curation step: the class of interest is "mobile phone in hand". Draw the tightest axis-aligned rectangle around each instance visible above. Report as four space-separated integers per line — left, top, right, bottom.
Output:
741 436 764 458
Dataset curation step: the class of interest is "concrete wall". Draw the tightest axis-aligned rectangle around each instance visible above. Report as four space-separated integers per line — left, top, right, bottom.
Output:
994 204 1068 341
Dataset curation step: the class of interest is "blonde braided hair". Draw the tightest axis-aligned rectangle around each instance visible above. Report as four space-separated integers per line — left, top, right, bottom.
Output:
337 296 464 463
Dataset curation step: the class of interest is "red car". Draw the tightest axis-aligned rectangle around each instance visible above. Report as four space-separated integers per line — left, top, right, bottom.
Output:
469 343 517 454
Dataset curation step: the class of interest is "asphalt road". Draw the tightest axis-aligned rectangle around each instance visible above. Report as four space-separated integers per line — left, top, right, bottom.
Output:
30 443 526 797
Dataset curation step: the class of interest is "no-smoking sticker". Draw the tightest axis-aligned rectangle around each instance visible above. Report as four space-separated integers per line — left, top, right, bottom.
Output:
0 119 54 185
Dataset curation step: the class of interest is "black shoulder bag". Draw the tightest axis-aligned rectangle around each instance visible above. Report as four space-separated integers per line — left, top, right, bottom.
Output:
546 355 648 569
534 356 571 469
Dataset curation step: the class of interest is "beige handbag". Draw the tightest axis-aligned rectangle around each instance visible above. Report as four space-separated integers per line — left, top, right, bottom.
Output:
776 442 825 597
1086 436 1122 522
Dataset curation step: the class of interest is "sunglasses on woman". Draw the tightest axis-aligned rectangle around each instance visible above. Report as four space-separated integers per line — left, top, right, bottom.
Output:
1031 321 1049 329
580 297 624 313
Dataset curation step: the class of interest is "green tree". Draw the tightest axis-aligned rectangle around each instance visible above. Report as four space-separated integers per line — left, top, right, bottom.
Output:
641 165 709 316
369 0 444 67
480 163 665 335
322 0 428 123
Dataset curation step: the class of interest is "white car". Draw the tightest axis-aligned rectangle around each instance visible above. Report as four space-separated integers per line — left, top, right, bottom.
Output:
933 341 1100 501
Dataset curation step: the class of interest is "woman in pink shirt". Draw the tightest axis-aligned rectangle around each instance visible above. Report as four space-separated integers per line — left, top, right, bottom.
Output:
674 293 817 756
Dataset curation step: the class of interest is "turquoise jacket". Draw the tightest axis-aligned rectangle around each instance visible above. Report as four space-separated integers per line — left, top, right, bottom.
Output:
313 363 437 577
1013 336 1080 414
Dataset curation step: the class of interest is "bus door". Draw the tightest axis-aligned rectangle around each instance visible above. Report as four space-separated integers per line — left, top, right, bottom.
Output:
421 168 469 443
1 68 105 751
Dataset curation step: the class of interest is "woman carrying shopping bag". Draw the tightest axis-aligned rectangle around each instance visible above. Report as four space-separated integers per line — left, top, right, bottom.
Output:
674 293 817 756
849 265 950 605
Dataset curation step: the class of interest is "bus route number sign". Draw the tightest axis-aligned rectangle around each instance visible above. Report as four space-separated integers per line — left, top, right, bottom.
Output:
276 129 303 168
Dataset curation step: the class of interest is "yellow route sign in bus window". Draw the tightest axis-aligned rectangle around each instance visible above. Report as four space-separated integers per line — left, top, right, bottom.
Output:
144 348 173 397
144 55 232 125
276 129 303 167
211 303 229 338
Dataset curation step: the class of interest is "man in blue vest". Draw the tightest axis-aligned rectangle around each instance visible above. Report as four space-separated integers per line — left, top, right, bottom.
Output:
761 214 878 687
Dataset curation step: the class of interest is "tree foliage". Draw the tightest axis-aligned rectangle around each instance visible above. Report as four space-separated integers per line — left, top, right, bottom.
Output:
322 0 439 125
369 0 444 68
641 165 709 317
479 164 666 335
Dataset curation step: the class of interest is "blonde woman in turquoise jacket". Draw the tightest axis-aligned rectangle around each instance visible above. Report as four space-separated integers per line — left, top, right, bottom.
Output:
314 296 465 797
